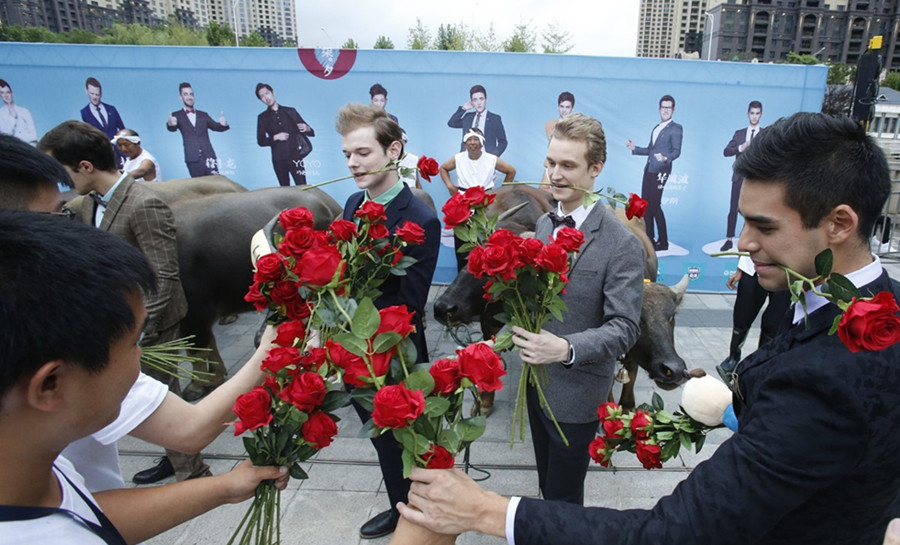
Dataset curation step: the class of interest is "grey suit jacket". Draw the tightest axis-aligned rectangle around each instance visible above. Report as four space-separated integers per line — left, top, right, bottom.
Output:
533 204 644 423
77 176 188 340
631 121 683 174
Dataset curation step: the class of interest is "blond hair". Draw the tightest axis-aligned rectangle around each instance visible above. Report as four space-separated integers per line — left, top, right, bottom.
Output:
552 113 607 165
335 103 403 153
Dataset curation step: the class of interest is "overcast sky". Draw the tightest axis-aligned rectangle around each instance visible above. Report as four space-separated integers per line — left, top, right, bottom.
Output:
296 0 640 57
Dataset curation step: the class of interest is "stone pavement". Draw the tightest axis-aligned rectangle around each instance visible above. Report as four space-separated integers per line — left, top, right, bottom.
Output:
130 260 900 544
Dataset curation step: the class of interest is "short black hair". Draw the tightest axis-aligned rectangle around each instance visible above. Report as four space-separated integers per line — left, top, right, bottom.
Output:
748 100 763 111
558 91 574 106
255 82 273 98
659 95 675 108
369 83 387 98
179 82 192 93
0 210 156 400
0 134 72 210
735 112 890 242
0 79 10 91
85 77 101 90
38 121 117 173
470 84 486 98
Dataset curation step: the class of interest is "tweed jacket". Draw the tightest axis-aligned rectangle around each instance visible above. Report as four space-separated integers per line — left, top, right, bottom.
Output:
514 270 900 545
532 204 644 423
77 176 188 339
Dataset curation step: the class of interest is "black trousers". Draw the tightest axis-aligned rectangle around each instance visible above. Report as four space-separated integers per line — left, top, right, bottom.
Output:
349 393 410 513
186 155 218 177
640 165 669 245
273 158 307 186
726 177 743 238
733 272 792 338
526 383 599 505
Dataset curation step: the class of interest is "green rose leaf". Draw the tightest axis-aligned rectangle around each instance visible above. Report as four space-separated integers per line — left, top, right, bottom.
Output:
351 297 380 339
404 369 435 394
814 248 833 278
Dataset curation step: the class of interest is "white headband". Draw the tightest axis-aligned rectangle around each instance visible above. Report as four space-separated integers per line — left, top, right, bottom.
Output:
463 130 485 145
111 135 140 145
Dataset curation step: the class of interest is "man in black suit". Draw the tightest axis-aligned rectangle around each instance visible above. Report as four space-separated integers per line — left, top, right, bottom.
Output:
337 103 440 539
397 113 900 545
720 100 763 252
255 82 314 186
166 82 230 177
447 84 508 156
626 94 682 251
80 77 125 142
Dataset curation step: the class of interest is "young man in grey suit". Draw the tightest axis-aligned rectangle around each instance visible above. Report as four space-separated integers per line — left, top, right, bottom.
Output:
626 94 683 251
507 113 644 506
39 121 211 485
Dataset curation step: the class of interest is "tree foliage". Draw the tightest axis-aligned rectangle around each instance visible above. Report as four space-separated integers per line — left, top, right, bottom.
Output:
826 61 856 85
881 71 900 92
240 32 269 47
407 17 432 50
821 85 853 115
434 23 470 51
785 52 819 65
541 22 574 54
342 38 358 49
373 35 394 49
206 20 235 46
473 23 501 52
503 23 536 53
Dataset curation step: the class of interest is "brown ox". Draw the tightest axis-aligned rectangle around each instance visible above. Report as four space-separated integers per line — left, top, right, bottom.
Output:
433 185 689 411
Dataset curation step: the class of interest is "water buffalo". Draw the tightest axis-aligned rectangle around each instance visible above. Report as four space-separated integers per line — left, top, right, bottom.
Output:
434 187 688 411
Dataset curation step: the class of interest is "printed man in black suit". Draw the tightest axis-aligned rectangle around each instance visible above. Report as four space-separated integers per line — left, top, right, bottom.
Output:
720 100 763 252
626 94 683 251
80 77 125 142
166 82 230 177
255 83 314 186
447 84 508 156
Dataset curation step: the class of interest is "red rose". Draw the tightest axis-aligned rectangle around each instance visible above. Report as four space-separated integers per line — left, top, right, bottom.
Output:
429 357 461 395
626 193 648 220
376 305 417 340
263 374 281 395
367 223 390 240
275 320 307 347
602 418 624 438
371 383 426 429
466 245 487 278
588 436 611 467
441 193 473 229
283 297 312 322
837 291 900 352
417 155 440 182
294 245 344 287
355 201 386 223
396 221 425 245
534 243 570 275
326 340 390 388
269 280 300 306
233 387 273 435
253 253 286 283
487 229 518 247
244 283 269 312
481 243 518 281
630 409 653 440
279 207 314 230
278 227 319 258
423 444 455 469
260 346 302 374
460 186 495 208
635 439 662 469
277 371 327 412
457 342 506 392
517 237 545 266
552 227 585 254
300 347 329 372
597 402 621 421
302 410 338 449
329 219 358 242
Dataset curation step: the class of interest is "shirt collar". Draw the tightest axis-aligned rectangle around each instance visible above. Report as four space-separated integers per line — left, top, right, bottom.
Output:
792 254 883 324
555 201 596 232
96 172 129 206
365 179 404 207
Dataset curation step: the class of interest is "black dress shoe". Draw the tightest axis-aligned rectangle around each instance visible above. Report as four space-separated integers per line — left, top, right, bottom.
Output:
359 509 399 539
654 240 669 251
719 239 733 252
133 456 174 484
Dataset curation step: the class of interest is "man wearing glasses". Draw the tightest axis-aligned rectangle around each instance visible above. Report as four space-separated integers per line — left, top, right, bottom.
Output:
626 95 682 252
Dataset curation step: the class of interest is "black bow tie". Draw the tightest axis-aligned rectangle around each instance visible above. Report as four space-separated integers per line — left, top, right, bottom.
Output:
90 193 107 206
548 211 576 230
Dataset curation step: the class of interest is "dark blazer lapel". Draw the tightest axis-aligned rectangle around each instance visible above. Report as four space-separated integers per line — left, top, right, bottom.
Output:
342 192 365 221
570 204 605 271
383 185 411 231
100 176 134 231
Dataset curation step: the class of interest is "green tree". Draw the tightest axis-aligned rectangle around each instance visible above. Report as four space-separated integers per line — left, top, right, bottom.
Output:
207 20 236 46
822 85 853 115
282 39 297 47
407 17 432 50
434 23 469 51
373 35 394 49
826 61 855 85
342 38 358 49
541 22 574 54
881 71 900 91
785 52 819 65
164 23 207 46
61 28 98 44
503 23 536 53
240 32 269 47
472 23 501 52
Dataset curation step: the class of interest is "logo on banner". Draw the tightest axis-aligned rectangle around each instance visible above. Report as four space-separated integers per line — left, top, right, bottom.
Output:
297 48 357 80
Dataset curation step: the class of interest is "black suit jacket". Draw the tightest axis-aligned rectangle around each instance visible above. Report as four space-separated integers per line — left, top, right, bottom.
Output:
514 271 900 545
166 109 229 163
256 105 315 161
724 127 759 184
81 102 125 140
447 107 508 156
342 185 440 363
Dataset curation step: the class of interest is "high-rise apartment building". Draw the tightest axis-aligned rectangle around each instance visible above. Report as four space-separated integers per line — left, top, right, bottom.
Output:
638 0 711 57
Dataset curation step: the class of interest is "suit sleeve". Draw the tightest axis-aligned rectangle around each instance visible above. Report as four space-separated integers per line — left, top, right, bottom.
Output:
204 111 230 132
631 138 650 156
513 359 869 545
110 105 125 133
447 107 467 129
257 113 271 148
294 110 315 137
166 112 179 132
666 124 683 162
494 115 508 156
565 227 643 367
724 130 743 157
130 196 183 337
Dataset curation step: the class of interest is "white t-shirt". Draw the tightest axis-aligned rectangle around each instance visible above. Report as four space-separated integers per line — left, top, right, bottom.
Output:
61 372 168 492
0 456 107 544
123 149 162 182
454 151 498 190
398 152 418 187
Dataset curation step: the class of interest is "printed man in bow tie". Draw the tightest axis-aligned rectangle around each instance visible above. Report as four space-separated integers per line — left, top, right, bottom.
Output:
166 82 230 177
39 120 211 486
447 84 508 157
508 113 645 506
